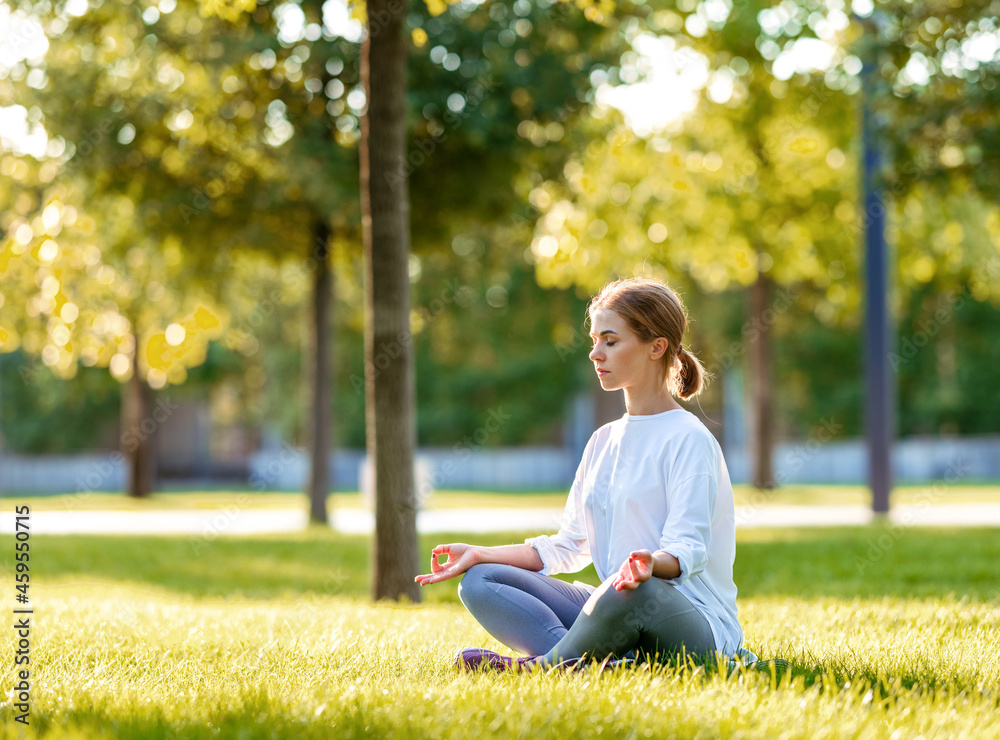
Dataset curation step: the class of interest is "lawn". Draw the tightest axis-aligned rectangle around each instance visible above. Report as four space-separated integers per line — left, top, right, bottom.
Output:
2 526 999 738
6 482 1000 512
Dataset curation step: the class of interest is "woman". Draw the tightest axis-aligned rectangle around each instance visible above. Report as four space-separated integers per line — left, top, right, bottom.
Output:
415 276 749 671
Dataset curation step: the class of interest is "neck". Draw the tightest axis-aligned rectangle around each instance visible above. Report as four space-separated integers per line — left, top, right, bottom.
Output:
623 387 682 416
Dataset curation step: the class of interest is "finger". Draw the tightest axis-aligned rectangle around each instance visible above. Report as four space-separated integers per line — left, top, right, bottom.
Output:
630 550 650 564
431 553 445 574
629 557 644 581
423 570 456 585
628 556 640 579
416 571 442 585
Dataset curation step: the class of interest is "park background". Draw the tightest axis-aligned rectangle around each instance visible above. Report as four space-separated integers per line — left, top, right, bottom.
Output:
2 0 1000 737
2 0 999 499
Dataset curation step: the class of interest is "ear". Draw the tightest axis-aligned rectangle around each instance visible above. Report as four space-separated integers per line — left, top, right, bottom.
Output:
650 338 669 361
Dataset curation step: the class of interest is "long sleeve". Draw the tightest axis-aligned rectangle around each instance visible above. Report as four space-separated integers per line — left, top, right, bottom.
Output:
658 473 717 585
534 409 742 655
524 442 593 576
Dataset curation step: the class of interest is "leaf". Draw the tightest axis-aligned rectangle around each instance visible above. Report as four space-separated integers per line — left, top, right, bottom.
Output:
423 0 450 17
788 137 819 154
199 0 255 22
193 305 222 331
145 334 170 371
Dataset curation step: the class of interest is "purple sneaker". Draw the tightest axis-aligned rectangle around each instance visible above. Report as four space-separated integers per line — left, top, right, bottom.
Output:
453 647 539 672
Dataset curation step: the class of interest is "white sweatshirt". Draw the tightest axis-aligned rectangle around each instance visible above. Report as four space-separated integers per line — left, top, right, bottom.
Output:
525 408 744 656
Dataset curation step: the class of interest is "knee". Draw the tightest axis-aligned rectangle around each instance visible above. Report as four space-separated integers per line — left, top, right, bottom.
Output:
588 581 635 620
457 563 503 608
589 581 655 625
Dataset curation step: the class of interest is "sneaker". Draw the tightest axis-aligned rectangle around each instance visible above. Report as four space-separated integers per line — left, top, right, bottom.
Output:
599 656 637 671
453 647 539 672
548 657 584 672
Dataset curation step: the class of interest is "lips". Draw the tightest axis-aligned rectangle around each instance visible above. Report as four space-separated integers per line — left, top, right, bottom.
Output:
596 368 610 376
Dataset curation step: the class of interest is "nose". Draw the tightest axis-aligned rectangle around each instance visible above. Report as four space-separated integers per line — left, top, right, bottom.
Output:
589 344 603 362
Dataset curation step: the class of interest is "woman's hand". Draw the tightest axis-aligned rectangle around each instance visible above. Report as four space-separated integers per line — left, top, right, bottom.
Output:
414 543 481 586
612 549 654 591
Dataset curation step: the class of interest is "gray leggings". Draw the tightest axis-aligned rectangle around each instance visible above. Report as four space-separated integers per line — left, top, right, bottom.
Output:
458 563 716 665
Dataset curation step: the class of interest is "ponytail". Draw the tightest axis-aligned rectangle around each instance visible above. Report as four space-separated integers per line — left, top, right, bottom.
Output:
590 277 710 401
675 347 706 400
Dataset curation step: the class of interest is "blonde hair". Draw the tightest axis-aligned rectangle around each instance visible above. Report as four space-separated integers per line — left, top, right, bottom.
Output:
587 277 706 399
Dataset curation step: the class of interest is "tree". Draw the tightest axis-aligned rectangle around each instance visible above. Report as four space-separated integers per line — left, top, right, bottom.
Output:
6 0 364 505
360 0 419 600
2 0 263 495
199 0 640 600
0 162 227 497
869 0 1000 201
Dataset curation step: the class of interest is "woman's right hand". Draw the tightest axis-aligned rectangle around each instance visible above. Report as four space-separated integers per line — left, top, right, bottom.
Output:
414 543 480 586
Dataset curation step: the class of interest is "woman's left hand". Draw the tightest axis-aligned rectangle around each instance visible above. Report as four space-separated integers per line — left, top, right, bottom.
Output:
612 549 653 591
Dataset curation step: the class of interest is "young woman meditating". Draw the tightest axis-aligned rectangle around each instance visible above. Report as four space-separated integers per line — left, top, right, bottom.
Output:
415 276 749 671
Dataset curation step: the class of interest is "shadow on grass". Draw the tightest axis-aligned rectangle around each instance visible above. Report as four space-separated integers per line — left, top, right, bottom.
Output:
15 526 1000 603
21 530 577 603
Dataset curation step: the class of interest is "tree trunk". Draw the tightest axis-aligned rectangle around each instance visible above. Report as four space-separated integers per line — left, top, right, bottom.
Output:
307 219 333 525
122 355 156 498
748 270 775 489
361 0 421 602
0 353 4 497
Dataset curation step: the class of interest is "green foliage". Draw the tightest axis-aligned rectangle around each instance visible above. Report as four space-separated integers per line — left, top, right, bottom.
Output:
239 258 591 449
894 282 1000 436
411 258 591 447
870 0 1000 199
4 0 1000 453
406 0 639 247
0 350 120 453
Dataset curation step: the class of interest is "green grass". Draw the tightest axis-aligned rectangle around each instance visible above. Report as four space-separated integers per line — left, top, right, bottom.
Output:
4 482 1000 512
3 527 1000 738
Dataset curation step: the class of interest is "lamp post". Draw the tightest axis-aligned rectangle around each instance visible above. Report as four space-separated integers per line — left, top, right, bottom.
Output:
859 11 894 514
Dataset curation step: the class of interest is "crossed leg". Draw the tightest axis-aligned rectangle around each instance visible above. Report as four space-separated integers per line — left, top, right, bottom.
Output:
458 564 716 665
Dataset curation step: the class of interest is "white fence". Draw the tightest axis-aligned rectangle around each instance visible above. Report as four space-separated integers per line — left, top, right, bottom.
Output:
725 436 1000 485
245 446 574 493
3 436 999 493
0 453 127 493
